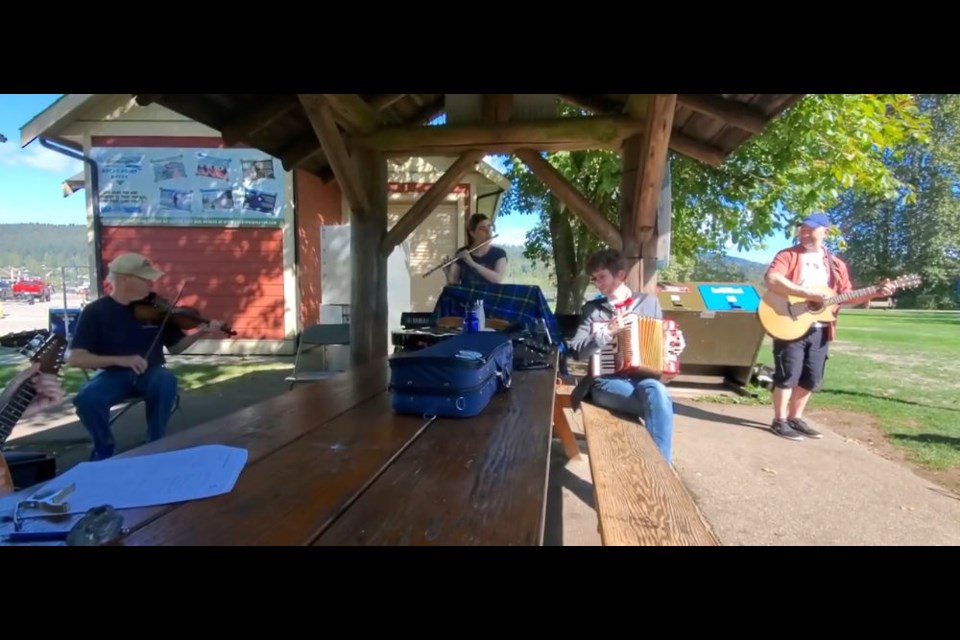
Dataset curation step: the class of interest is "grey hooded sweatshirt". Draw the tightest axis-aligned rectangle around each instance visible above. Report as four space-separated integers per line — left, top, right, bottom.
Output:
567 291 664 363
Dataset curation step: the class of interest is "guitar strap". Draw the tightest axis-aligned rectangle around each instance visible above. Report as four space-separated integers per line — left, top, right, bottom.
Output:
824 248 840 290
823 248 841 327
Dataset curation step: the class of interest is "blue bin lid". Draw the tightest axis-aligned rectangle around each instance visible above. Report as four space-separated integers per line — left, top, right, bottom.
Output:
696 284 762 312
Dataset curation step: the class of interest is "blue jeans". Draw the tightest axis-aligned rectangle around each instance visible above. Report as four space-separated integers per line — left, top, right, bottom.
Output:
73 367 179 460
589 376 675 462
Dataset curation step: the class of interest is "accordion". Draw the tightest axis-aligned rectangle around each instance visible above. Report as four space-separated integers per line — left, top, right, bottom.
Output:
589 316 683 380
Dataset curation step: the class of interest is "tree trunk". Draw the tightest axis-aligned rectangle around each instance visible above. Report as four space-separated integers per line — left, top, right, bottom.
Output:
548 199 594 314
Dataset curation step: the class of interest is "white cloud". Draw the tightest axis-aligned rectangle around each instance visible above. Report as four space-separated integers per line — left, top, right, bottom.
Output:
2 143 82 174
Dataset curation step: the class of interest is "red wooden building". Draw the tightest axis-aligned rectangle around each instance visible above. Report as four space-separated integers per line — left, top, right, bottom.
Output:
20 95 508 355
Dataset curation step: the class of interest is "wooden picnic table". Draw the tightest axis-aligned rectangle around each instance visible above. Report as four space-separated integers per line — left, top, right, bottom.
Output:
1 351 558 546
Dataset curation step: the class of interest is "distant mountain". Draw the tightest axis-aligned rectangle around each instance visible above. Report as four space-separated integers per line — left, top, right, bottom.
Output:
0 223 89 283
713 255 768 284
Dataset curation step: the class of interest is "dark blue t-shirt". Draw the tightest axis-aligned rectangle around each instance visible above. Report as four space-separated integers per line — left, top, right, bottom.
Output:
456 245 507 287
69 296 186 370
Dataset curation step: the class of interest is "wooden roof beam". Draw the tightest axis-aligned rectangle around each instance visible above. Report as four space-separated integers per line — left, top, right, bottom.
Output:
668 132 726 167
677 94 768 135
380 149 485 255
221 95 298 146
410 100 446 125
299 95 370 213
319 94 381 134
353 116 646 157
634 94 677 241
280 138 322 169
515 149 622 251
370 94 407 111
134 94 162 106
482 94 513 123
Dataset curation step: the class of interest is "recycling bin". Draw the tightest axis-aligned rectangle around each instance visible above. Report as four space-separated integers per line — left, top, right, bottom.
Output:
49 307 83 341
657 282 767 389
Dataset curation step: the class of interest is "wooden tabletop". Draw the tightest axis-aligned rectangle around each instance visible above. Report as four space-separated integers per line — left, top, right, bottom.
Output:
1 351 557 546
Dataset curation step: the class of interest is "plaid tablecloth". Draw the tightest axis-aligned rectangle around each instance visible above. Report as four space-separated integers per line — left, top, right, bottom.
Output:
430 284 563 345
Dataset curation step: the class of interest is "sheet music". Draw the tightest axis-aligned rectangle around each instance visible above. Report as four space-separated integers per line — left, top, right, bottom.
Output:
0 445 248 515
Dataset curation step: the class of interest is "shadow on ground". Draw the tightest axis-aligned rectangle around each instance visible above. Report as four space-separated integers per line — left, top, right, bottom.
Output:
890 433 960 450
5 366 295 476
674 402 771 431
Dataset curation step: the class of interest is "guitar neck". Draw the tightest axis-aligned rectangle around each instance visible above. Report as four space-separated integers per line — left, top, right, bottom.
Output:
0 381 38 449
825 285 879 306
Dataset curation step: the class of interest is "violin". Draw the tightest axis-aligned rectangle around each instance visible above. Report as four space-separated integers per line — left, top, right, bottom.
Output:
131 292 237 337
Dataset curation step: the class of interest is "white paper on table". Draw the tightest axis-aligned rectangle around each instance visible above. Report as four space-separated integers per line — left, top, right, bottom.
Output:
0 445 249 516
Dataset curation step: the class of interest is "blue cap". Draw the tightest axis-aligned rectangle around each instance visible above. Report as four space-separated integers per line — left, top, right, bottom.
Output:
800 213 831 229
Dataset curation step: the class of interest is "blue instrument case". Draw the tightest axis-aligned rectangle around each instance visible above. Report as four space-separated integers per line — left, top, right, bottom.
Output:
388 331 513 418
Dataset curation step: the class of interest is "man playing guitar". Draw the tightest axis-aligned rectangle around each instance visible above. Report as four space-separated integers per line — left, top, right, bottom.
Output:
764 213 895 441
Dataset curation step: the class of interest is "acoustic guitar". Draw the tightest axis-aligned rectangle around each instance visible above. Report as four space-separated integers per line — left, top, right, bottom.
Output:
0 333 68 495
757 273 922 341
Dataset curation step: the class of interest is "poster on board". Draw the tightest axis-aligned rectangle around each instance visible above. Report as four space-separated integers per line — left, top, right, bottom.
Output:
89 147 285 227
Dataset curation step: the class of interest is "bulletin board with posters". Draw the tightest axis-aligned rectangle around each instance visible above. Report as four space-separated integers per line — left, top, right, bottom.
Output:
89 147 285 228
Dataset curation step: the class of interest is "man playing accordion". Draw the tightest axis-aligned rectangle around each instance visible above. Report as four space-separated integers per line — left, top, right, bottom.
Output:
568 249 683 463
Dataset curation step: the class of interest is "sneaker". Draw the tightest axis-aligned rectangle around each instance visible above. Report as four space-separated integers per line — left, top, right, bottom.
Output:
771 418 804 441
788 417 823 439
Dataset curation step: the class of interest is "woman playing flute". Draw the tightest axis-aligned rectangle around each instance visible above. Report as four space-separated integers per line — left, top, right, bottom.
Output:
443 214 508 286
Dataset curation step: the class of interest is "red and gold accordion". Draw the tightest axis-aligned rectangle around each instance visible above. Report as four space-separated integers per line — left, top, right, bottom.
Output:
589 316 683 380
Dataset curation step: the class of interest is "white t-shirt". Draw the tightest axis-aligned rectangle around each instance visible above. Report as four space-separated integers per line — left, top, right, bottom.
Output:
799 249 831 328
798 250 830 289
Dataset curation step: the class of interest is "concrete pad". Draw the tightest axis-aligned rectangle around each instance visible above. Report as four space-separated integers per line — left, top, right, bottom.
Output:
672 400 960 546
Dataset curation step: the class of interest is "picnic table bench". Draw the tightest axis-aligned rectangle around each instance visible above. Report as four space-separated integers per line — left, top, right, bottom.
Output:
1 351 559 546
554 383 720 546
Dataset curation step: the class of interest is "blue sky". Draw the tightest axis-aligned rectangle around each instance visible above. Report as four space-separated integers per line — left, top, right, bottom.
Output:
1 94 781 264
0 94 86 226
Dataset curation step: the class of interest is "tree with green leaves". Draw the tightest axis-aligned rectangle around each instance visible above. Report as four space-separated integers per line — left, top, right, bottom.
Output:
499 95 929 313
826 94 960 309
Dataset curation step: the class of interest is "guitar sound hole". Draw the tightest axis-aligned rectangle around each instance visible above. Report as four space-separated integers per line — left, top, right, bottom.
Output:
806 300 824 313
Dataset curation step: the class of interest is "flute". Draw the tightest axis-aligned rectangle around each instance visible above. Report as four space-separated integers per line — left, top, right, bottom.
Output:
421 235 499 278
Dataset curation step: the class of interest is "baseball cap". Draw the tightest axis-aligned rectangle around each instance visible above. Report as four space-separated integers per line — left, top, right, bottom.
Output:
108 252 164 281
800 213 831 229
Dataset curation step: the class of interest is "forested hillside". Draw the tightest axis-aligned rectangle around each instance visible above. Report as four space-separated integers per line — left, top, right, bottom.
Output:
0 223 89 281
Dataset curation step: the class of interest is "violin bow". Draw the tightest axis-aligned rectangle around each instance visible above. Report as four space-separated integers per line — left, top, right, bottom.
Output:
142 282 187 364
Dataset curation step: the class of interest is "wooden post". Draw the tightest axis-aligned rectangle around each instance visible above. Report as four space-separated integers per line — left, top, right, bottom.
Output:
620 94 677 294
634 96 676 293
619 134 643 291
350 147 389 367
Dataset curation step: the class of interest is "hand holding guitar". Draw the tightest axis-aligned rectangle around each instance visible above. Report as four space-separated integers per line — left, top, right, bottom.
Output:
877 278 896 298
6 363 64 419
803 289 829 304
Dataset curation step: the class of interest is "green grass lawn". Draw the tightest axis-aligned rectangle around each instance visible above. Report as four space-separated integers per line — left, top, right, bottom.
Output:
707 309 960 471
807 310 960 468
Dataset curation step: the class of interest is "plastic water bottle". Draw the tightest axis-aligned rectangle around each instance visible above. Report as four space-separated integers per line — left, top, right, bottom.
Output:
476 300 485 330
464 306 479 333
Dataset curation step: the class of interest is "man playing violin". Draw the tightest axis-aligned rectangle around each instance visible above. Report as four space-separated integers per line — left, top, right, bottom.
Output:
67 252 228 460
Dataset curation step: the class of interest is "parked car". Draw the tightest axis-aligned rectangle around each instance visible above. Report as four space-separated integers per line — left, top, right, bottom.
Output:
12 277 51 302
